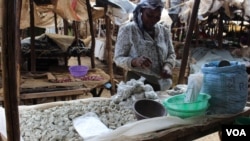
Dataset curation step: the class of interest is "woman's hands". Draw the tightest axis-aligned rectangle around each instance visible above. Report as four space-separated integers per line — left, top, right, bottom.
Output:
131 56 152 69
161 65 172 79
131 57 172 79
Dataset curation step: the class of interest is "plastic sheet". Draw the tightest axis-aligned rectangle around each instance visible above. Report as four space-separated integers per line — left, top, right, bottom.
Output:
73 112 112 140
87 116 194 141
0 107 24 141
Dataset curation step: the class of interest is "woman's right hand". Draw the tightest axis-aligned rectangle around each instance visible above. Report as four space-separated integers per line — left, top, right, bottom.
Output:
131 56 152 68
161 65 172 79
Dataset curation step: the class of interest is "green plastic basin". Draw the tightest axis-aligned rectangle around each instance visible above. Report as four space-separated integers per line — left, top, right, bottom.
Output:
234 116 250 125
162 93 211 118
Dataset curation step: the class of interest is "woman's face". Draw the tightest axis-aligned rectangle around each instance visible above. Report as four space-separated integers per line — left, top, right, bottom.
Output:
141 7 162 30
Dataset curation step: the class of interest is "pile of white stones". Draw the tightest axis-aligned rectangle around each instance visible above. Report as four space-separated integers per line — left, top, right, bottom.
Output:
19 99 136 141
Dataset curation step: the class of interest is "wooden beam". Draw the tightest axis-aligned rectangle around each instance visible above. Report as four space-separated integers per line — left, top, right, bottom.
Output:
72 21 82 65
178 0 200 84
248 23 250 46
104 6 115 95
86 0 96 68
218 9 223 48
19 88 91 99
54 13 58 34
2 0 21 140
63 19 69 35
150 108 250 141
29 0 36 72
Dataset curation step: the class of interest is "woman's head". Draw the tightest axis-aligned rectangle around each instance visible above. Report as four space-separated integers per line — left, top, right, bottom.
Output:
133 0 164 31
141 7 162 30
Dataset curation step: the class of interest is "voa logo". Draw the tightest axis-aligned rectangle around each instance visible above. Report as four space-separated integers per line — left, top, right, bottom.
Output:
226 129 247 136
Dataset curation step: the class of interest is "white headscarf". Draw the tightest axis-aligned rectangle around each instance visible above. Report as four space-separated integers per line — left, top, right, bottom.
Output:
138 0 165 9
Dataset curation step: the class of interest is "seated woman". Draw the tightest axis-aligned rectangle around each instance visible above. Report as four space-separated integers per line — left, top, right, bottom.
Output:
113 0 176 91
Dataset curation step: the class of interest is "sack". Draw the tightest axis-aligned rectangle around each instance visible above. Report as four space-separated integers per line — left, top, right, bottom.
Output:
158 78 172 91
201 61 248 114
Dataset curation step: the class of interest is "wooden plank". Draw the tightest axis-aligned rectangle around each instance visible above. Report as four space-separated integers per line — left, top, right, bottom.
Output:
105 6 115 95
2 0 22 140
138 108 250 141
29 0 36 72
19 88 91 99
86 0 96 68
178 0 200 84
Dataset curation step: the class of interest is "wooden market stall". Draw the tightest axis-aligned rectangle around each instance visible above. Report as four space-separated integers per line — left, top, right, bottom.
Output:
0 0 113 139
175 0 250 84
25 0 116 95
1 0 117 103
1 97 250 141
1 0 250 141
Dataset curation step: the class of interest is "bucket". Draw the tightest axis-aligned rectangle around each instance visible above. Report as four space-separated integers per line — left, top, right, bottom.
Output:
133 99 166 120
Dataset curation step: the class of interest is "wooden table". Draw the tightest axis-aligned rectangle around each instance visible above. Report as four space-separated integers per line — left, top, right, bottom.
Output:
19 87 92 104
1 99 250 140
1 68 110 105
130 107 250 141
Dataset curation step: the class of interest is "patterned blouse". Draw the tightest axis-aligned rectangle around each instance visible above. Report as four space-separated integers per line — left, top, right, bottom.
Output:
114 21 176 78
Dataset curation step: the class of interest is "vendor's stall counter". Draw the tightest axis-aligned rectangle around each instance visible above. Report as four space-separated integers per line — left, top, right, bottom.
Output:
1 68 110 105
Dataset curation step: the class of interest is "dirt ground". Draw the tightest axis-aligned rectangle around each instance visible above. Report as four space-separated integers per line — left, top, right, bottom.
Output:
195 132 220 141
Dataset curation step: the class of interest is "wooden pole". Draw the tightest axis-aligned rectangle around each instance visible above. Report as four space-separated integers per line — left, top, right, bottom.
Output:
29 0 36 72
2 0 22 140
63 19 69 35
218 9 223 48
86 0 96 68
104 6 115 95
238 14 245 46
195 21 199 47
178 0 200 84
54 13 58 34
72 21 82 65
248 23 250 46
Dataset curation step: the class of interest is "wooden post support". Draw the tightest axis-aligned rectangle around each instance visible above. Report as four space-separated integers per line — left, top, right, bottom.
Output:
63 19 69 35
178 0 200 84
194 21 199 48
86 0 96 69
2 0 21 140
248 22 250 46
218 9 223 48
105 6 115 95
54 13 58 34
29 0 36 72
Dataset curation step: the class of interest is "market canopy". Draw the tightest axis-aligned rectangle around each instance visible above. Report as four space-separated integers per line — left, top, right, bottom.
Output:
19 0 106 29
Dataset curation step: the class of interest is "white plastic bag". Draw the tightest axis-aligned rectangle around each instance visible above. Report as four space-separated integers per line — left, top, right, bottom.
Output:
158 78 172 91
0 107 24 141
184 73 203 103
73 112 112 140
87 116 194 141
